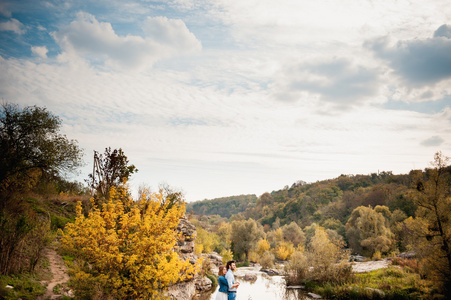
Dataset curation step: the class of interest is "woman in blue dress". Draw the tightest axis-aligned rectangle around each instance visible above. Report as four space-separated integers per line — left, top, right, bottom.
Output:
216 265 229 300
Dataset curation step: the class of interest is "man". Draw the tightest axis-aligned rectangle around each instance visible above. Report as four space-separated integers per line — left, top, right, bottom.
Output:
225 260 240 300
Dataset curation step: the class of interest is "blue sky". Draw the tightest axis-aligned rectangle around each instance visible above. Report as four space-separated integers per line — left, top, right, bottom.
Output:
1 0 450 202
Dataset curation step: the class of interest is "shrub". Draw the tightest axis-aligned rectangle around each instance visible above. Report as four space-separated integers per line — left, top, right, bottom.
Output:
60 187 201 299
260 251 275 269
50 215 71 231
285 227 352 285
220 249 233 264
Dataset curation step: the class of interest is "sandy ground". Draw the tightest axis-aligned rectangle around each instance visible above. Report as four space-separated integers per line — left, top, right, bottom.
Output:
38 248 70 300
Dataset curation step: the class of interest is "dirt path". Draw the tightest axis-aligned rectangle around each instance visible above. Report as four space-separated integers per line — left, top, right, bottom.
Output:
38 248 71 300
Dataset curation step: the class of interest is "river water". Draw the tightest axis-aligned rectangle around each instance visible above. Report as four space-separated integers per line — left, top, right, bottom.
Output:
204 267 310 300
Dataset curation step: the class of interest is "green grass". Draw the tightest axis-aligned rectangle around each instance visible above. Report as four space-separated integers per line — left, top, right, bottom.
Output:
0 273 46 300
311 266 440 299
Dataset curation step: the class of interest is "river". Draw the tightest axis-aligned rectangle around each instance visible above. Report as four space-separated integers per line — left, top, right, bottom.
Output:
201 266 311 300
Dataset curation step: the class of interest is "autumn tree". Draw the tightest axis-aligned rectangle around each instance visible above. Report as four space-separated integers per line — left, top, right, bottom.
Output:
276 241 295 260
256 239 271 255
407 151 451 293
345 205 394 257
230 218 265 260
60 186 200 299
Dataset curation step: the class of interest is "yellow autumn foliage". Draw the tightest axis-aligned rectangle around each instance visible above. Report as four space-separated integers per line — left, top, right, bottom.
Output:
60 186 200 299
276 241 295 261
256 239 271 255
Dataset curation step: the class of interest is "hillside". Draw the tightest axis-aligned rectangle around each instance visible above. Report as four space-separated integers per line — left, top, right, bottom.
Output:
186 194 257 218
187 169 448 232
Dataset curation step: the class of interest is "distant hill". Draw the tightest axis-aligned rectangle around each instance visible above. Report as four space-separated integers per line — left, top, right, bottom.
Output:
186 194 257 218
185 170 442 229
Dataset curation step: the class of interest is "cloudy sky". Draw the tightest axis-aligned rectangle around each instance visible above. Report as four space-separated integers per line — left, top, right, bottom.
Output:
1 0 450 202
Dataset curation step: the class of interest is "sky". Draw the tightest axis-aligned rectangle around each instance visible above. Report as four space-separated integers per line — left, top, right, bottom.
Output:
0 0 450 202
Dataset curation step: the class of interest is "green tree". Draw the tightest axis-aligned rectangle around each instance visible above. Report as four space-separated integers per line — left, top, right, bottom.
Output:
230 218 265 260
0 103 83 202
0 103 82 275
281 221 305 247
345 206 394 256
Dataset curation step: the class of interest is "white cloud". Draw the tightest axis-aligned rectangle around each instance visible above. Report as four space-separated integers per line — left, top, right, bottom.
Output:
51 12 201 70
270 58 381 106
142 16 201 50
31 46 48 58
211 0 450 48
0 18 25 34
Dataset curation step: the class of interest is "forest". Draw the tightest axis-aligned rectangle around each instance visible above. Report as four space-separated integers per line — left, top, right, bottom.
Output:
1 103 450 299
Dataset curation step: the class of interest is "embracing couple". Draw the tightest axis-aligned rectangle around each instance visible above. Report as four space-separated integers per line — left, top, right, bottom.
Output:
216 260 240 300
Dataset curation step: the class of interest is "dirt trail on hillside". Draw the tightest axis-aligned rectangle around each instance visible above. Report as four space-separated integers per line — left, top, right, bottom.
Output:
38 248 71 300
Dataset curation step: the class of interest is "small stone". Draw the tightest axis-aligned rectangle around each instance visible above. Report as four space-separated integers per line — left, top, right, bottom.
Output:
5 285 13 289
307 292 322 299
286 285 304 289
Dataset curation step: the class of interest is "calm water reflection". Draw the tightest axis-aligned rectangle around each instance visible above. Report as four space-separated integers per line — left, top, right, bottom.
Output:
205 267 309 300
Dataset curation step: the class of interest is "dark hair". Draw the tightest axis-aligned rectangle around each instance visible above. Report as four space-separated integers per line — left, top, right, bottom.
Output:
218 265 226 275
226 260 235 270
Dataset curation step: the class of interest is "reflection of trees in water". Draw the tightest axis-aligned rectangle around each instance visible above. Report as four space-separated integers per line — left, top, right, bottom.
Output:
284 288 310 300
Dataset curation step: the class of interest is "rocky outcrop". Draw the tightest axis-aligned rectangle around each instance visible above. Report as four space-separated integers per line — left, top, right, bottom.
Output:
176 216 196 254
396 251 416 259
207 252 223 266
167 281 196 300
195 276 212 291
167 216 213 300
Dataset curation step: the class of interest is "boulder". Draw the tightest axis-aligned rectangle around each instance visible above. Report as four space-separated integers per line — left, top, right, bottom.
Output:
208 252 223 266
166 281 196 300
243 274 257 281
260 268 280 276
349 255 366 262
179 241 195 254
195 276 212 291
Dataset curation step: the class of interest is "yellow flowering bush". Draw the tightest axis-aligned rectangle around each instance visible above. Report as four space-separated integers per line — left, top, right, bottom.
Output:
60 187 200 299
